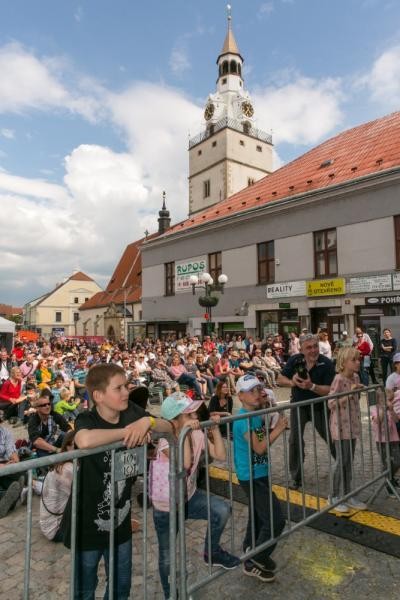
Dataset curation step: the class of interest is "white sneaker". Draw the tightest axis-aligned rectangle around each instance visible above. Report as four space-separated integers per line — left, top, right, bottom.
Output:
329 497 350 513
347 497 367 510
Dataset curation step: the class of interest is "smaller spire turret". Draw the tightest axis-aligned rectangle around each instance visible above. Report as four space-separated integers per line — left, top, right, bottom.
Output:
158 191 171 234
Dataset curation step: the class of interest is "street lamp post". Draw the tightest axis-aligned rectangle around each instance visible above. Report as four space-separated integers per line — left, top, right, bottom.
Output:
189 272 228 337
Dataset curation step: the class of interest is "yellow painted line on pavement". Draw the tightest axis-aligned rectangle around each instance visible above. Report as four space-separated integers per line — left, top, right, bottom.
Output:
209 465 400 537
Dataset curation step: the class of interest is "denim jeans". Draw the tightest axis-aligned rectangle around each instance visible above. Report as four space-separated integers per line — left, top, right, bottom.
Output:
239 476 285 563
177 373 203 398
153 489 230 598
74 538 132 600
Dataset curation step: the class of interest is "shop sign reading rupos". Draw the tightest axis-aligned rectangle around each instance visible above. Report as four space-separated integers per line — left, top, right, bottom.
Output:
175 255 207 293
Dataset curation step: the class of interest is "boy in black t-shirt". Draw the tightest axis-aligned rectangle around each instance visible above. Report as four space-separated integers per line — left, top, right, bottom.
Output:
64 363 173 600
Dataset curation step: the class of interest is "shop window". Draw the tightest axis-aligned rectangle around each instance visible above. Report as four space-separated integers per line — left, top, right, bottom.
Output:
203 179 211 198
395 215 400 269
165 262 175 296
257 241 275 284
208 251 222 283
314 228 337 277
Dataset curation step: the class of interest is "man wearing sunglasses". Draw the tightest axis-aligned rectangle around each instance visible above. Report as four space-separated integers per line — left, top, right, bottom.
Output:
28 392 71 457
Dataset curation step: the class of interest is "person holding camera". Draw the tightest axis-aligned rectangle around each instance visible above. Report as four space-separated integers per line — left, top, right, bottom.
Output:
277 333 336 489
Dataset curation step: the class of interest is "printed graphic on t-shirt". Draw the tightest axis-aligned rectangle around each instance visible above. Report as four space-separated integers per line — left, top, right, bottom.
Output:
252 425 268 466
94 451 130 532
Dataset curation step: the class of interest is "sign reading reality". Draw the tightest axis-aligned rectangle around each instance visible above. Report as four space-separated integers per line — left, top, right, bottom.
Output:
175 255 207 293
266 280 306 299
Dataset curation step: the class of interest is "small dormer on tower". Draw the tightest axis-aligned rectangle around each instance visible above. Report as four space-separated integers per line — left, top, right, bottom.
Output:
188 6 273 215
158 191 171 235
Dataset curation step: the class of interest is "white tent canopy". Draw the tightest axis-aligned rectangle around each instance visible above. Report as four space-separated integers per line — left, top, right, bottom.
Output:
0 316 15 334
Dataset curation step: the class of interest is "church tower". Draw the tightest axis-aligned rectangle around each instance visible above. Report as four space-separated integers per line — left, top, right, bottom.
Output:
188 6 273 215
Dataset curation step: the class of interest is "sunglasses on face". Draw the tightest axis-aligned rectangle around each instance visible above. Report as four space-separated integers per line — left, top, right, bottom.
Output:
37 403 51 408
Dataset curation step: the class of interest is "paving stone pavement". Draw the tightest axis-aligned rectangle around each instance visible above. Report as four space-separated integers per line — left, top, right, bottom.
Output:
1 386 399 598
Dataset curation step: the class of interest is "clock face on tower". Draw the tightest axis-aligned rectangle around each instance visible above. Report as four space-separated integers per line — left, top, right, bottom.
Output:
241 101 254 118
204 103 215 121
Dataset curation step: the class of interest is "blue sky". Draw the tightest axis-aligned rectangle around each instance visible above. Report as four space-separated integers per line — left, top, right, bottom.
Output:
1 0 400 305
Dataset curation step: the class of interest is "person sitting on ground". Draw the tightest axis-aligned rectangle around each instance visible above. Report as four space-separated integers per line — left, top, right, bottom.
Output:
251 349 275 387
54 388 80 421
196 353 218 396
0 366 27 423
0 412 24 518
185 355 208 397
28 392 71 457
151 359 179 396
150 392 240 599
39 430 75 541
35 358 54 390
370 391 400 497
229 351 244 380
168 353 204 399
214 353 236 395
264 349 282 383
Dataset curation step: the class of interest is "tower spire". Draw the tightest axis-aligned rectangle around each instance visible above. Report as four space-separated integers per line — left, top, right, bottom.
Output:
158 190 171 234
220 4 241 57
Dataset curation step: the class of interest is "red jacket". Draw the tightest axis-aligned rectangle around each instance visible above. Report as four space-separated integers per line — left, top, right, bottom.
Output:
0 378 22 403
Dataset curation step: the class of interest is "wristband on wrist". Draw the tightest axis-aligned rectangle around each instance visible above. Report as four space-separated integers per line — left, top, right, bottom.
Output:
148 415 156 429
311 383 316 392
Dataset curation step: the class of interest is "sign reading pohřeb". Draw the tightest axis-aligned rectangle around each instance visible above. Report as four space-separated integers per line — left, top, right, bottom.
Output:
307 278 346 297
175 255 207 293
266 280 306 298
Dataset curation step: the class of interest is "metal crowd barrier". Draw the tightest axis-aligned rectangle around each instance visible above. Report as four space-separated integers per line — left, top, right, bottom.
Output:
1 385 399 599
176 383 400 599
0 432 178 600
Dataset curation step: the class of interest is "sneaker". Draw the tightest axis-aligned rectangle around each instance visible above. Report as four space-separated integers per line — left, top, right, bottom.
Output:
243 560 275 582
244 547 276 572
347 497 367 510
329 497 350 513
0 482 21 518
204 547 241 570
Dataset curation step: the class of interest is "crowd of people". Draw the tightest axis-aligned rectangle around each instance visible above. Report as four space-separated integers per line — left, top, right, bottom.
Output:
0 326 399 597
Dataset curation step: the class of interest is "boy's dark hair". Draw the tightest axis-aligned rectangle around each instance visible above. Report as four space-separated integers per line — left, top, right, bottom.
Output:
55 374 64 382
86 363 125 405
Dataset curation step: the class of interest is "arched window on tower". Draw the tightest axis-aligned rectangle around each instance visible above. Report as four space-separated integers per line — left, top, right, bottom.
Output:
222 61 229 75
238 64 242 77
219 64 222 77
243 121 251 135
230 60 237 74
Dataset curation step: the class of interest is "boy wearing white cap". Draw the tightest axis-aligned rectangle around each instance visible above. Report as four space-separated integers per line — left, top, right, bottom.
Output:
150 392 240 598
233 374 287 583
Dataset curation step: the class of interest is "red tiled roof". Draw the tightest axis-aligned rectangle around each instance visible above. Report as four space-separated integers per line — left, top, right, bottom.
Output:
69 271 94 282
0 304 22 317
80 235 158 310
166 111 400 236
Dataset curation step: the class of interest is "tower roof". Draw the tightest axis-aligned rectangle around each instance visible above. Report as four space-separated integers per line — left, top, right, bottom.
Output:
218 6 242 60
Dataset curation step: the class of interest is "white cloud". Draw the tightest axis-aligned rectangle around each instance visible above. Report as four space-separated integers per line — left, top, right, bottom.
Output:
253 74 343 145
356 45 400 110
1 128 14 139
258 2 274 17
74 6 83 23
0 171 69 203
0 42 102 122
169 45 191 75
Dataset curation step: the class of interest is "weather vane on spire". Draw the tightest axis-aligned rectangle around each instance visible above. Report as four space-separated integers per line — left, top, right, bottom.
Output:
227 4 232 25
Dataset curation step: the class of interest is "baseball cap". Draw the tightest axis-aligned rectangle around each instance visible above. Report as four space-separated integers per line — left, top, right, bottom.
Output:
236 374 261 394
393 353 400 364
160 391 203 420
